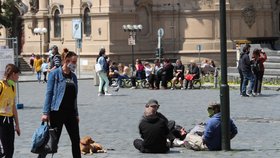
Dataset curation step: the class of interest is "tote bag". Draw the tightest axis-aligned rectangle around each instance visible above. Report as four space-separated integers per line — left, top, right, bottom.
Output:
95 63 102 73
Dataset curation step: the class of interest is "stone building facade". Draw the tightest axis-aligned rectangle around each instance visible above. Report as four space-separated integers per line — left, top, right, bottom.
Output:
7 0 280 71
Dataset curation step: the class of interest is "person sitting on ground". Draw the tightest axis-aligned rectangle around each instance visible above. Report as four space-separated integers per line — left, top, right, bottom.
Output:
171 59 185 90
184 60 200 89
133 99 170 153
202 102 238 151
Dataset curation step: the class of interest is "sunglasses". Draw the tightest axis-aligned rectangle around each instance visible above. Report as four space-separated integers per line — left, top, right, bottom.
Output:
145 104 159 108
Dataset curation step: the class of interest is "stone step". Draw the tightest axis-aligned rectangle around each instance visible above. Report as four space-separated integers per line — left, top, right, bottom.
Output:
227 73 280 82
227 67 280 76
17 56 32 72
264 62 280 69
266 56 280 63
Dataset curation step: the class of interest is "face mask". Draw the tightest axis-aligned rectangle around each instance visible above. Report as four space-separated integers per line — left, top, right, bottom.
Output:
7 79 15 87
67 63 77 72
207 108 215 117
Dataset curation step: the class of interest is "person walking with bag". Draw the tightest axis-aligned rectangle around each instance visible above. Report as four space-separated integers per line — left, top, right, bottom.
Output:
97 48 112 96
41 51 81 158
0 64 21 158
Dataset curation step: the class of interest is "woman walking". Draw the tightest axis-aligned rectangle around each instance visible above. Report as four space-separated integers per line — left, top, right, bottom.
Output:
97 48 112 96
0 64 21 158
41 51 81 158
33 54 43 82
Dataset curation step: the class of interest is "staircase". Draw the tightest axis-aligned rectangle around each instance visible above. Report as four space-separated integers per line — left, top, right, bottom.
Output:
228 44 280 82
17 56 32 72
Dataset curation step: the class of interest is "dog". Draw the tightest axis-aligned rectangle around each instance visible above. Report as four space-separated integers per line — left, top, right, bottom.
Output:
80 136 106 155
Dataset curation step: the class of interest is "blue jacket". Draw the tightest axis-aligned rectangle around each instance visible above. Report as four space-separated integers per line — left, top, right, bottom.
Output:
97 56 108 72
42 67 78 116
203 113 238 150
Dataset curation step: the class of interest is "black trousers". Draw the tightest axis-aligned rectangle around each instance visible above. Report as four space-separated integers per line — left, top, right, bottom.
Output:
133 139 144 152
49 111 81 158
43 72 47 82
254 72 264 94
0 116 15 158
238 69 243 95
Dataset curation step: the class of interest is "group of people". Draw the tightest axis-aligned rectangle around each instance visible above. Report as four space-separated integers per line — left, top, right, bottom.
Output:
29 45 64 83
97 53 203 92
133 99 238 153
238 44 267 97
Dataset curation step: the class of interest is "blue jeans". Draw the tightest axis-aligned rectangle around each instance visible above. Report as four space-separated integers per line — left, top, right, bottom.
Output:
117 75 129 86
36 71 41 82
242 71 255 94
98 71 109 92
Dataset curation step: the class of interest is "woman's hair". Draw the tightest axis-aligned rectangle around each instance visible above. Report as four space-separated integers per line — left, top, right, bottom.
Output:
253 49 260 57
99 48 106 56
61 48 69 61
35 54 40 59
65 51 77 59
3 64 20 80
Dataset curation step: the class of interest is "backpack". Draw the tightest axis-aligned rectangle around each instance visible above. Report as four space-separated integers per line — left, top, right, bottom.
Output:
31 122 50 154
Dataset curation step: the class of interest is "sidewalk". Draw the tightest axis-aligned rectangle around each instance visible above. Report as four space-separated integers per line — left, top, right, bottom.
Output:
14 80 280 158
19 71 94 82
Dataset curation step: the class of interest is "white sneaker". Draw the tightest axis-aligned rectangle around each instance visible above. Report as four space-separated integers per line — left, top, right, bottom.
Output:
130 87 136 89
98 93 104 96
111 83 118 87
105 92 112 96
171 87 174 90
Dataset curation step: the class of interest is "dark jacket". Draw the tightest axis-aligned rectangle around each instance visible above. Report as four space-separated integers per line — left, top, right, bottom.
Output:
139 114 169 153
188 64 200 79
240 52 251 73
162 63 174 81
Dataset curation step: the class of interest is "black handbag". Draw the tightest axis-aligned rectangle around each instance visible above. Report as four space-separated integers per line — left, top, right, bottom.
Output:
32 123 58 155
44 127 58 154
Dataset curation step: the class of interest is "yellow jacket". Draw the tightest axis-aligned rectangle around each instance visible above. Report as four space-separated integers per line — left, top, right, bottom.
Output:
0 81 16 117
34 58 43 72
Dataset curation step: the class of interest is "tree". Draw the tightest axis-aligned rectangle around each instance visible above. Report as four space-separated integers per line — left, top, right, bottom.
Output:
0 0 17 36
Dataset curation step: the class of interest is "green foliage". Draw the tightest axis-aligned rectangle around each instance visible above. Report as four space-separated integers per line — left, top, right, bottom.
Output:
0 0 16 28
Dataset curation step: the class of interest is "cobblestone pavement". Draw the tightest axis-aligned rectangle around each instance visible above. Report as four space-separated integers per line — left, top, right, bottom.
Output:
14 80 280 158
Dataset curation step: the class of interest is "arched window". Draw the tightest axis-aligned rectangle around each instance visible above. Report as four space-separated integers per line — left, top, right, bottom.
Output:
84 8 91 37
54 9 61 38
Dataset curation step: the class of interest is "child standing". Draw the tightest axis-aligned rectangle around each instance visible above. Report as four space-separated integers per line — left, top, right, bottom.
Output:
41 59 49 83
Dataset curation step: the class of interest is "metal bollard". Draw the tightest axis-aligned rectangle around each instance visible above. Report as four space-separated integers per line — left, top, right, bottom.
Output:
214 68 218 88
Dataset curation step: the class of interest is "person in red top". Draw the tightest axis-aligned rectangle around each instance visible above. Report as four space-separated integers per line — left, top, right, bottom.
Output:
253 49 267 95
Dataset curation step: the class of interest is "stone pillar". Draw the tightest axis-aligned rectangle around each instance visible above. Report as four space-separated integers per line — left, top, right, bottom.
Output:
39 0 48 13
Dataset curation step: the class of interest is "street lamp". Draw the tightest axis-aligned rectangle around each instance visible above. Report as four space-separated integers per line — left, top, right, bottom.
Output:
122 24 142 75
34 27 47 57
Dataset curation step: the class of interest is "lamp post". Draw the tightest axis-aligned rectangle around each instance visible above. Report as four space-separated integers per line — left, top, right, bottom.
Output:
122 24 142 75
34 27 47 57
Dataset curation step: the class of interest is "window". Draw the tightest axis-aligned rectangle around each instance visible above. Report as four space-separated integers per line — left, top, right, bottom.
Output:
84 8 91 37
54 10 61 38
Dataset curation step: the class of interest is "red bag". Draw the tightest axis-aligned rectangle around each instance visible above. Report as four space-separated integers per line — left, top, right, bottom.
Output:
185 74 194 81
